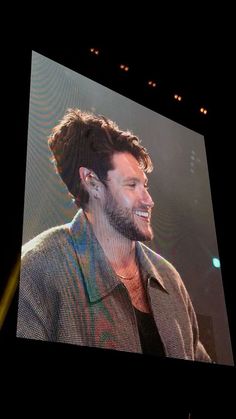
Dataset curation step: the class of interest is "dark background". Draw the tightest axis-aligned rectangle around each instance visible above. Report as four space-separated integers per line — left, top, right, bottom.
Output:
1 40 235 416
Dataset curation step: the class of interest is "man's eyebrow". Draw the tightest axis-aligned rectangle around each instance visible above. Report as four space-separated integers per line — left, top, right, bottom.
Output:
123 176 148 184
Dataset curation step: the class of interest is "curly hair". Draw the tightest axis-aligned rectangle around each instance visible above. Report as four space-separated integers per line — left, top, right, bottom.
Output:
48 108 153 209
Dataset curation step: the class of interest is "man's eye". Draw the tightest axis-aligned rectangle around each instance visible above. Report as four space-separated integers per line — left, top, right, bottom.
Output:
127 183 136 188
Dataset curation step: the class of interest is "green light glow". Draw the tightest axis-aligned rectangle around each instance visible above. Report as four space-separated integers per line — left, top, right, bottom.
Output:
212 257 221 268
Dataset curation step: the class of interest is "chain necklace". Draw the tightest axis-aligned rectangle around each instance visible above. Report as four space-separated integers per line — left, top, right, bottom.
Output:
116 264 139 280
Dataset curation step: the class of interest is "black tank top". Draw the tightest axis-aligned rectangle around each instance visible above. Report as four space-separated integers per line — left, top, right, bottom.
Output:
134 306 165 357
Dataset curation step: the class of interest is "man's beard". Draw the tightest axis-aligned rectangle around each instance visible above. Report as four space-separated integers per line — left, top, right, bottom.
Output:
103 188 153 242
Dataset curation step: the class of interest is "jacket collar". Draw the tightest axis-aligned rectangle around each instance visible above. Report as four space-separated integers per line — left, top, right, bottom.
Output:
69 210 167 303
135 242 168 292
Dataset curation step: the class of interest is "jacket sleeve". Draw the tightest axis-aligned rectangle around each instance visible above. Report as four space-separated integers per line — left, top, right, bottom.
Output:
195 340 212 362
17 252 51 341
185 289 212 362
161 257 213 363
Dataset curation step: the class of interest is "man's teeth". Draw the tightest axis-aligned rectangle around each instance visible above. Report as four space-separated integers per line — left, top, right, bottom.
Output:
135 211 149 218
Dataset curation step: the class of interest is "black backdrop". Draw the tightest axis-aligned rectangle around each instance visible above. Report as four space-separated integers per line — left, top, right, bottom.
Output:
1 43 235 417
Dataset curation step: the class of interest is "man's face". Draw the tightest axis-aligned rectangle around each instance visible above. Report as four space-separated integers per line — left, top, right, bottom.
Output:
103 152 154 241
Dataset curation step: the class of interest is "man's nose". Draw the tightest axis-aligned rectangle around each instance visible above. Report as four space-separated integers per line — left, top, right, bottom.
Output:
141 189 154 208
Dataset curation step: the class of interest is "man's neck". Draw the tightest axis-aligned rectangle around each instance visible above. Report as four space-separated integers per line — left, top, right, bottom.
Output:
84 209 136 269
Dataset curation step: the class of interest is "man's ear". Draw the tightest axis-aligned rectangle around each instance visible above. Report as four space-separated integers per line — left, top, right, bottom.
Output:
79 167 100 196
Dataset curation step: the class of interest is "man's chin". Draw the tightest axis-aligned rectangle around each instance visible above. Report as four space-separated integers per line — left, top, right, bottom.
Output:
136 229 154 242
134 218 153 241
140 234 154 242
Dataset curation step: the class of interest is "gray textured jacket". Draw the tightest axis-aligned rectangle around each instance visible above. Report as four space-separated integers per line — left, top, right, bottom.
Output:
17 210 211 362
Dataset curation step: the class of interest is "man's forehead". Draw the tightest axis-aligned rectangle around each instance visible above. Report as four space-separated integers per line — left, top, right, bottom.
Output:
109 152 147 180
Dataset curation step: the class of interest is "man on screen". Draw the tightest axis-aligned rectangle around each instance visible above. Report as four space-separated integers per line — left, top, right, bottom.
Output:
17 108 211 361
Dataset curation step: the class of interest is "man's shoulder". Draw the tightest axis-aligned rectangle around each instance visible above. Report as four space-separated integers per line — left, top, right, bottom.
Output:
21 224 70 261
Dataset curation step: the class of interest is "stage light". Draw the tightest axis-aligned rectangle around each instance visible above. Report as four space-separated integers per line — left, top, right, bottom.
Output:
0 256 20 329
120 64 129 72
200 107 207 115
148 80 157 88
212 257 221 268
90 48 99 55
174 94 182 101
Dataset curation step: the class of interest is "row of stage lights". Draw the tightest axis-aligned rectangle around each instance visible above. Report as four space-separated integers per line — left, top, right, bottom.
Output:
90 48 208 116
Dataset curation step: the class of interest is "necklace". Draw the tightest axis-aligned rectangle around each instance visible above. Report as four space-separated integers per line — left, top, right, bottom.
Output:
116 265 139 280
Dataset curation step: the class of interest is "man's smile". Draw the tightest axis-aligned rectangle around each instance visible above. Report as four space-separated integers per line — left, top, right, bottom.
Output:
134 210 151 222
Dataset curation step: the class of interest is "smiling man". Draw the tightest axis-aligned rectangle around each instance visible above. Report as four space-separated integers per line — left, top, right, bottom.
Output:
17 108 211 362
